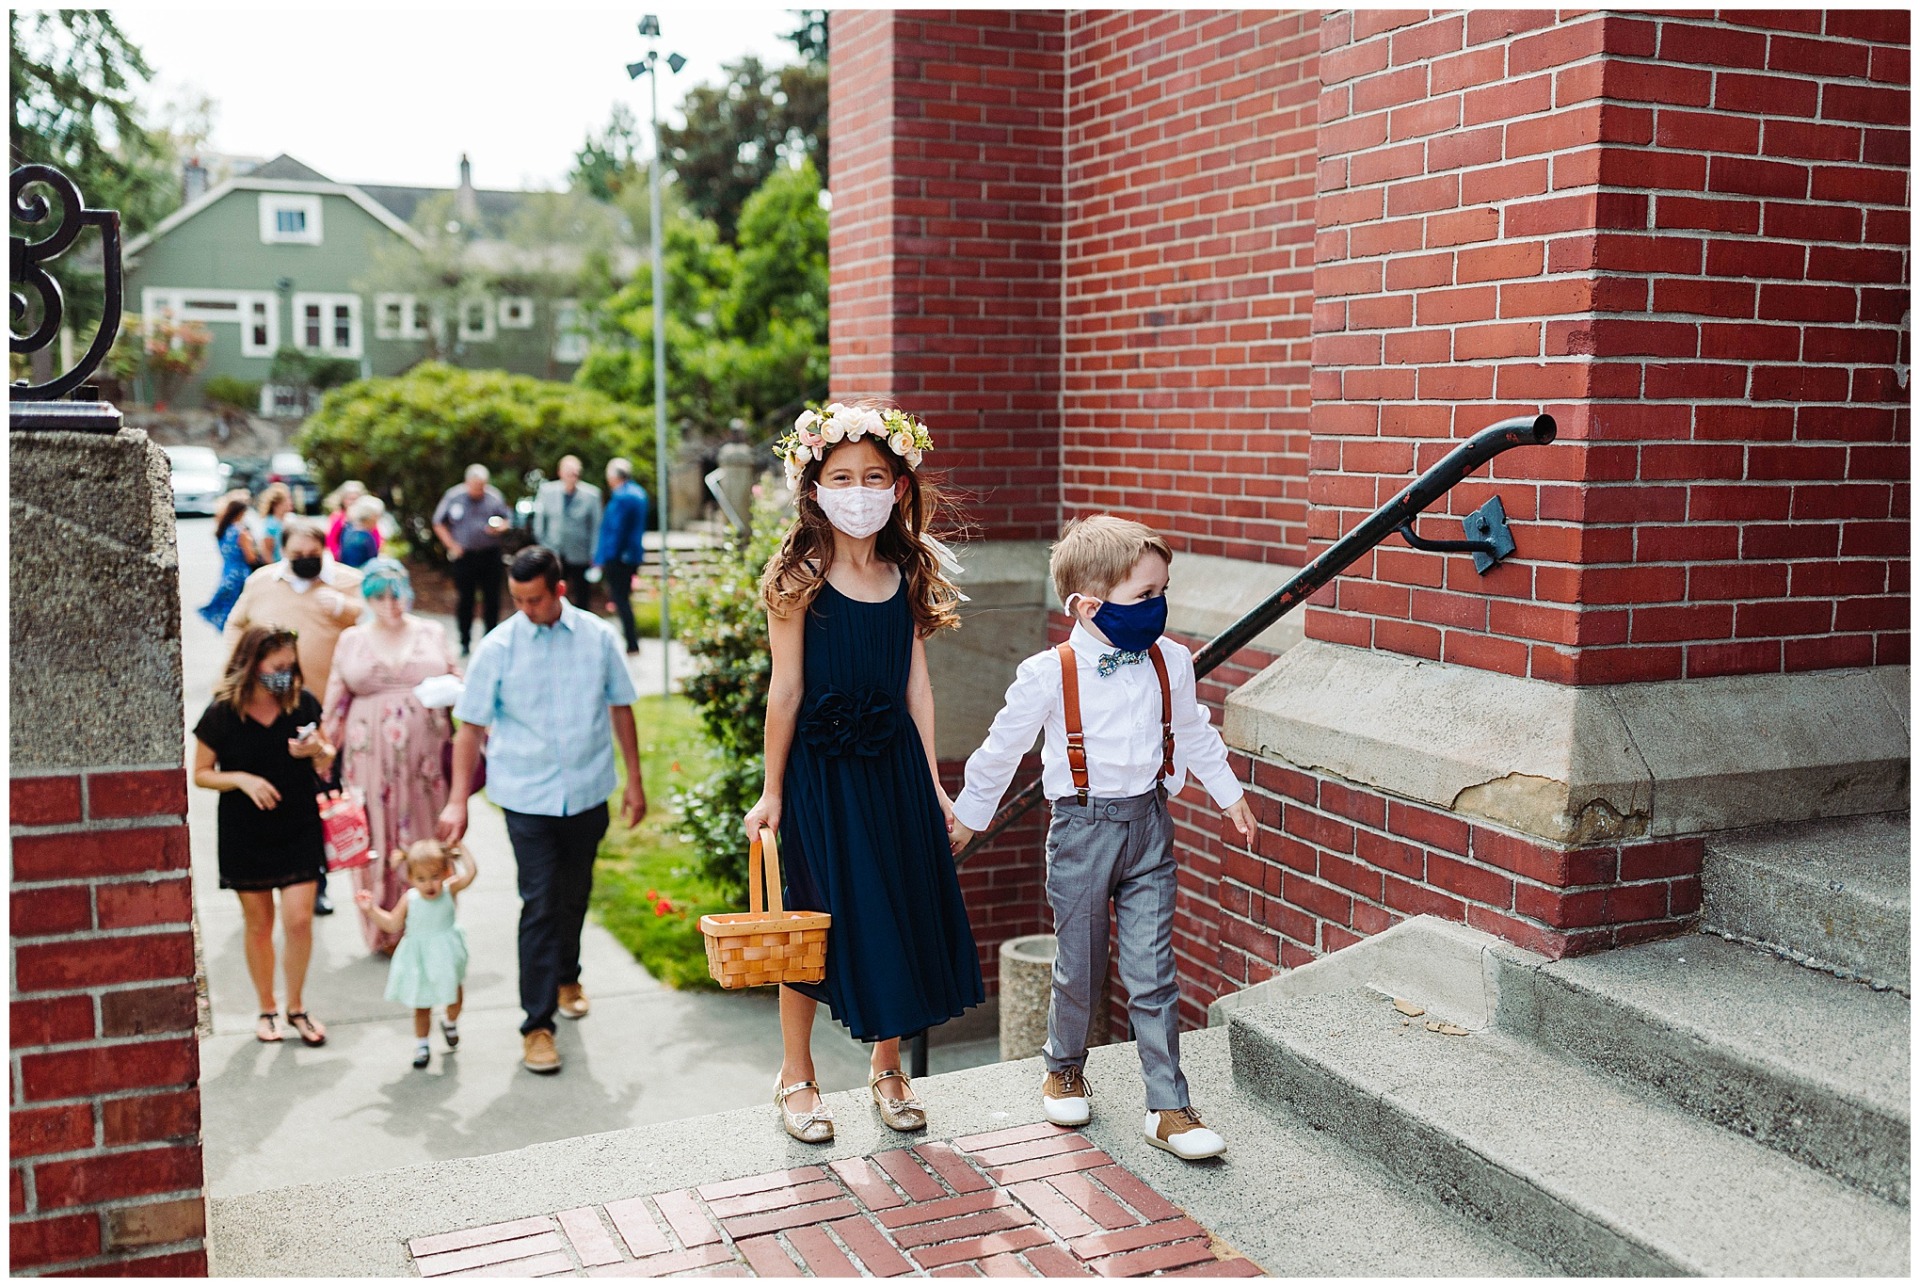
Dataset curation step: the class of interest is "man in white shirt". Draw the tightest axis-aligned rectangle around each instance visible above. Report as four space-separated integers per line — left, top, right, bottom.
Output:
951 516 1254 1162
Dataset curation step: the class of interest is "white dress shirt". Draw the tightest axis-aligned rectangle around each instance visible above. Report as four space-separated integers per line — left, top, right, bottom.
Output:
951 622 1245 831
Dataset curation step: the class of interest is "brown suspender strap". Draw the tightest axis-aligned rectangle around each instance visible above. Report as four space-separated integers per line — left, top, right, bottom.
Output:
1057 641 1175 805
1057 642 1089 805
1149 647 1175 786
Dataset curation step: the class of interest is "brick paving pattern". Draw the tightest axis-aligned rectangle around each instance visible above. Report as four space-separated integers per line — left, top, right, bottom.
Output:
405 1124 1261 1278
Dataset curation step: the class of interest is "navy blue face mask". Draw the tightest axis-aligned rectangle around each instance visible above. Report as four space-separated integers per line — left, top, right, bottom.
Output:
1089 593 1167 654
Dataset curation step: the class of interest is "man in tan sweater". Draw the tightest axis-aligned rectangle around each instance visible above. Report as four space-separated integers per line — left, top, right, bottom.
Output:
222 517 365 701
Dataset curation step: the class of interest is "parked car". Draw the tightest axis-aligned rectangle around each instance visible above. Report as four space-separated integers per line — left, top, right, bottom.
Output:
164 445 230 517
263 452 321 514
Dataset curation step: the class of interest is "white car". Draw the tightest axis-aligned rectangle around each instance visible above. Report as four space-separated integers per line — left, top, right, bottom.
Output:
165 445 231 517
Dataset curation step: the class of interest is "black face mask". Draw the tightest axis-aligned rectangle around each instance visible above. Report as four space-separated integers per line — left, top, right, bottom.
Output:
289 556 323 580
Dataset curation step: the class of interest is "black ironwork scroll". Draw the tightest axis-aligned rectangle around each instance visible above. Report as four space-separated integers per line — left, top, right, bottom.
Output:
10 163 124 404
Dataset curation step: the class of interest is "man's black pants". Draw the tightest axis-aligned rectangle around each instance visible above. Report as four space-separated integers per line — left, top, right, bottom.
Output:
603 558 640 651
451 548 503 649
503 802 609 1036
562 560 594 611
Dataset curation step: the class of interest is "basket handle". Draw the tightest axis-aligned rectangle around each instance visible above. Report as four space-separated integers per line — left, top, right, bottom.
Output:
750 827 786 916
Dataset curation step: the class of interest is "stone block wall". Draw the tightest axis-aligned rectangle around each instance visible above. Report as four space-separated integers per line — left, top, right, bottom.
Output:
1308 8 1911 684
10 428 204 1275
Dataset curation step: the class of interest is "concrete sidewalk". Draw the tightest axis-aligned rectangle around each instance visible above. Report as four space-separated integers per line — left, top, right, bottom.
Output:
175 519 994 1201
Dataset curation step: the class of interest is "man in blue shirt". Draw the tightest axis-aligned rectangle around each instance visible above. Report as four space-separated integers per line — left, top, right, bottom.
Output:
594 457 650 655
439 546 646 1075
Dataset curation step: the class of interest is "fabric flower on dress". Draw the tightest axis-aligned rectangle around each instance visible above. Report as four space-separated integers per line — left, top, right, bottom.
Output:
798 688 899 757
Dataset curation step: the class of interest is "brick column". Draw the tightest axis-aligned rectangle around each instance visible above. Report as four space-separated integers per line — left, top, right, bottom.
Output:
1215 8 1910 967
1309 7 1909 682
828 7 1067 537
10 429 204 1275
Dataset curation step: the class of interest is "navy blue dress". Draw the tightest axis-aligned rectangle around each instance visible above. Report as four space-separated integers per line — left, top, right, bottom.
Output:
780 576 984 1042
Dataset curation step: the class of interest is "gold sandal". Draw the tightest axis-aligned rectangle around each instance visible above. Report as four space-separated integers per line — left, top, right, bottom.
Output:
869 1068 926 1133
775 1076 834 1144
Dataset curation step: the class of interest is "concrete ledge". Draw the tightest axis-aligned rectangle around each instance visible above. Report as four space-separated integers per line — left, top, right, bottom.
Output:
1207 915 1522 1032
1224 640 1910 847
10 428 185 770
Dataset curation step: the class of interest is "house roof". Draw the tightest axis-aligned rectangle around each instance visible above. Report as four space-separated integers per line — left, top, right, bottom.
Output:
247 153 334 183
125 153 587 261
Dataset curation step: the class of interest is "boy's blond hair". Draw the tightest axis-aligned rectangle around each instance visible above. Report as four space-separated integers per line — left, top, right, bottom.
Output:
1050 515 1173 603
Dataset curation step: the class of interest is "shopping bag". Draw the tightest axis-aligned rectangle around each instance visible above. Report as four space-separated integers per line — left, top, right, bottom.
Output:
318 789 373 871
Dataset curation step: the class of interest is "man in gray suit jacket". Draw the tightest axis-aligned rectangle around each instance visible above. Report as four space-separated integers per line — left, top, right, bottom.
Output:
533 456 603 609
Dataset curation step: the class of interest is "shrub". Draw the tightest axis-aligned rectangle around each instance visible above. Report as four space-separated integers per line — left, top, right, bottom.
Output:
296 362 655 551
202 375 262 413
670 491 791 902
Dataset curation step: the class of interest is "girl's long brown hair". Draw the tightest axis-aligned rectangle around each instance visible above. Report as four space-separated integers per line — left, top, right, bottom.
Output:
760 423 964 638
215 624 303 715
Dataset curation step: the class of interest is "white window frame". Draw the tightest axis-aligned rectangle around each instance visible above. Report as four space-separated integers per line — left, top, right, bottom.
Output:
290 291 362 359
258 193 323 245
458 294 496 343
552 298 588 363
140 287 279 357
497 296 535 329
373 292 428 341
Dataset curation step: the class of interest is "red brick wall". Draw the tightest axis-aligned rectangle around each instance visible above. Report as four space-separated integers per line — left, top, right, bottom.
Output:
1309 9 1911 683
9 768 206 1276
828 9 1067 539
1060 11 1322 564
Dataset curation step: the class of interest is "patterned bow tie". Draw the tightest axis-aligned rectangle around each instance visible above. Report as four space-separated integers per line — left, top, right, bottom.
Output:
1098 649 1149 677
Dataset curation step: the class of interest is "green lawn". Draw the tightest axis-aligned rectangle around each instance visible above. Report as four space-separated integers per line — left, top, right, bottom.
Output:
595 694 732 990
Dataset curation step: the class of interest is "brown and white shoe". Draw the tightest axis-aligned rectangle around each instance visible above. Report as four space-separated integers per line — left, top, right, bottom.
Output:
1042 1065 1093 1126
775 1076 834 1144
1145 1107 1226 1160
522 1029 562 1075
557 983 590 1020
869 1068 927 1133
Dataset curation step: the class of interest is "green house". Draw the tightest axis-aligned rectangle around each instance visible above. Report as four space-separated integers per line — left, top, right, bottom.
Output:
124 154 614 413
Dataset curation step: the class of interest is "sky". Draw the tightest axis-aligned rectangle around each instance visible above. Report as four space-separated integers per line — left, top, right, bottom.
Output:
109 4 803 192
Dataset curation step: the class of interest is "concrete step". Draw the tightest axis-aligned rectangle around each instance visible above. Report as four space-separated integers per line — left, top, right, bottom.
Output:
207 1027 1549 1277
1701 810 1910 993
1493 932 1910 1205
1229 988 1909 1276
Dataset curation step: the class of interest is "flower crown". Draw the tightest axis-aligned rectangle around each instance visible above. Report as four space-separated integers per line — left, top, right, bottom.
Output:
773 402 934 491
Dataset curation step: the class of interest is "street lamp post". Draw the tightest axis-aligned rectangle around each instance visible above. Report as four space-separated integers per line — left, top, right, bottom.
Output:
628 17 686 698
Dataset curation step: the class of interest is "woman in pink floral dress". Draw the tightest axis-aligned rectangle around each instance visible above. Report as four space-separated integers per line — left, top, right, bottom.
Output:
322 559 460 953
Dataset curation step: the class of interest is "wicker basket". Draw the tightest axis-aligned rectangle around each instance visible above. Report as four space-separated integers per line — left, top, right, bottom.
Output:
699 827 830 989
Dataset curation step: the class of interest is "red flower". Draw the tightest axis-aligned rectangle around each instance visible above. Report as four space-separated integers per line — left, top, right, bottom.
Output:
653 898 673 916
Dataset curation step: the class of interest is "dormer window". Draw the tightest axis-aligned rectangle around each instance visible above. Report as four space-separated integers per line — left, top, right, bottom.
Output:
259 193 322 245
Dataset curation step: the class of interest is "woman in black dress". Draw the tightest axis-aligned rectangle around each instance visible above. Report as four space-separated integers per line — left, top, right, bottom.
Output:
192 624 337 1046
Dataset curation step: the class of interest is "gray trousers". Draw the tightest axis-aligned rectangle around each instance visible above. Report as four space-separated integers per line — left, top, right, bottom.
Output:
1042 788 1189 1111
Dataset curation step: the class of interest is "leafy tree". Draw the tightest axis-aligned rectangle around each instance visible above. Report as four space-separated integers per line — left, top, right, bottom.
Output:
784 9 828 64
10 11 179 340
659 55 828 241
575 159 827 438
297 363 654 552
572 102 644 202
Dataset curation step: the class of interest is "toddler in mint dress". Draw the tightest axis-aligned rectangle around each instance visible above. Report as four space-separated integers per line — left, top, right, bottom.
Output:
357 840 475 1068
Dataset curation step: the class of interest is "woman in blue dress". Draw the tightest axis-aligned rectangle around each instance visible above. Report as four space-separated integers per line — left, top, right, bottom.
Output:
199 491 259 631
745 401 982 1143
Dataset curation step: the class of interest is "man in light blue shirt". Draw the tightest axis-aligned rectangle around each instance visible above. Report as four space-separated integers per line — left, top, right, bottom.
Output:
439 546 646 1075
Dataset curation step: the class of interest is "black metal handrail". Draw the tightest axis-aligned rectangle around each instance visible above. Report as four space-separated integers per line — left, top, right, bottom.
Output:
959 410 1558 857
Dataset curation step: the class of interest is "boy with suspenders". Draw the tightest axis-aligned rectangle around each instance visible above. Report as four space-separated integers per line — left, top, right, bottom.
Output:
952 516 1257 1160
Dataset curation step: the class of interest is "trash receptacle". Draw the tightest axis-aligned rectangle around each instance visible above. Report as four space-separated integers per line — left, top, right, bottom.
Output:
999 933 1108 1061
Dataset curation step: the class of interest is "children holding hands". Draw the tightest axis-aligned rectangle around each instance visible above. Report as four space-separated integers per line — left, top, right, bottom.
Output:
952 515 1256 1161
359 839 476 1069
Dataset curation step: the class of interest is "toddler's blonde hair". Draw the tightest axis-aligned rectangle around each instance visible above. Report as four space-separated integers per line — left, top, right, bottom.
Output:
391 839 457 880
1050 515 1173 603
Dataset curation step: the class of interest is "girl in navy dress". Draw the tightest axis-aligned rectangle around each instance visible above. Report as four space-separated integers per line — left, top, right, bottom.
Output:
744 401 984 1143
